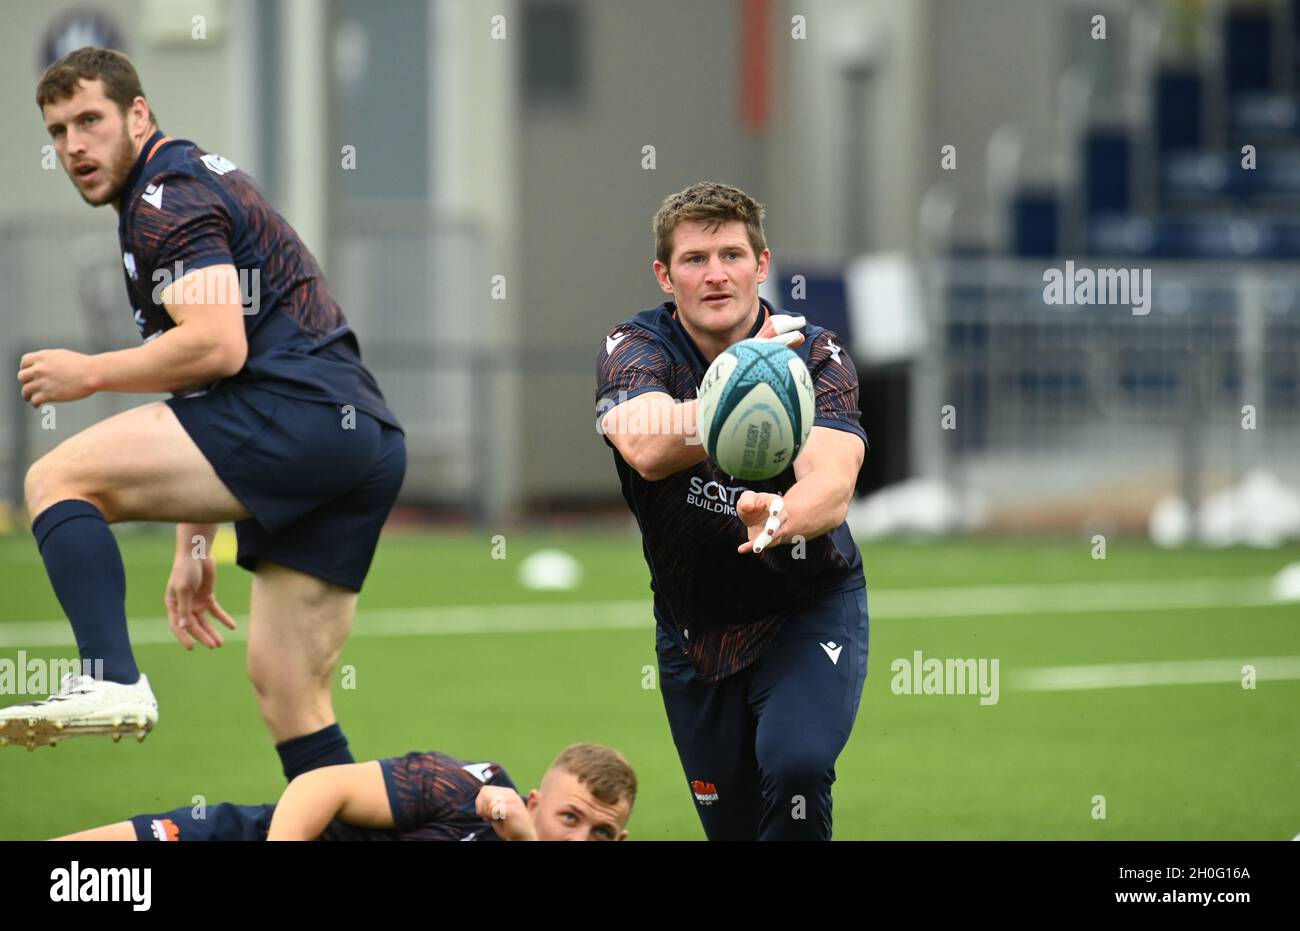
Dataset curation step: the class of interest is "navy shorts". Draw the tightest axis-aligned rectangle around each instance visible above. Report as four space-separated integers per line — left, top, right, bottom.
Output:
657 586 869 840
167 382 406 592
131 802 276 841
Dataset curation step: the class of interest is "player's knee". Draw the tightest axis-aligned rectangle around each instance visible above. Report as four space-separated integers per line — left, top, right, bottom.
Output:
247 656 330 714
24 455 115 523
24 456 74 521
759 744 835 794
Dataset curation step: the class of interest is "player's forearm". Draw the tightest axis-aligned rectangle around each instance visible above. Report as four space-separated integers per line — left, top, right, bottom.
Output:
625 430 708 481
605 397 707 481
778 464 856 542
88 324 243 395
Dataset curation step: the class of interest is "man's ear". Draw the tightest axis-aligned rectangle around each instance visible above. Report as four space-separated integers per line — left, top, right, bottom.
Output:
526 789 540 812
129 96 152 142
756 247 771 284
652 260 675 295
617 829 629 841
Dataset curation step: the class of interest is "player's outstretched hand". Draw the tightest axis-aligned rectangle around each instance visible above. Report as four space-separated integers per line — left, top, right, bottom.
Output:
755 313 806 349
17 349 98 407
165 552 237 650
475 785 538 841
736 491 787 555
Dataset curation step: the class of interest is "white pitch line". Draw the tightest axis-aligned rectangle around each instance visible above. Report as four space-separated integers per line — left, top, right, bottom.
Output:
0 601 656 649
1012 656 1300 691
0 575 1288 650
878 576 1280 618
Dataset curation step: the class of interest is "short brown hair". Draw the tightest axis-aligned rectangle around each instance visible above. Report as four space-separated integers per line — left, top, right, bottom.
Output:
653 181 767 268
36 47 158 126
549 743 637 811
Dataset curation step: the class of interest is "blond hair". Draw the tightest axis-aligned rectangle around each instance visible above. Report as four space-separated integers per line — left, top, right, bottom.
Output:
548 743 637 810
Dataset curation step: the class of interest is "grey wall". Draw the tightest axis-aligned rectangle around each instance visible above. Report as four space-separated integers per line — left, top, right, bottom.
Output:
515 0 764 504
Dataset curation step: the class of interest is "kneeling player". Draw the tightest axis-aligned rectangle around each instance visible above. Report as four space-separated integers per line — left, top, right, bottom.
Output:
55 743 636 842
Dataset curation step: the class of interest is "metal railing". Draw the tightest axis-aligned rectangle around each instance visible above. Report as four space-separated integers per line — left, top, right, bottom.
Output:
919 257 1300 520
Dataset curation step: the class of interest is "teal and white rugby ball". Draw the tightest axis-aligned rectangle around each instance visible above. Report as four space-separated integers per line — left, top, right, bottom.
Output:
696 339 814 481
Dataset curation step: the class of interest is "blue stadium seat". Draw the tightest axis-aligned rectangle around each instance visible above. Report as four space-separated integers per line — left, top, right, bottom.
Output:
1011 191 1059 257
1083 130 1131 217
1225 8 1273 94
1155 68 1203 155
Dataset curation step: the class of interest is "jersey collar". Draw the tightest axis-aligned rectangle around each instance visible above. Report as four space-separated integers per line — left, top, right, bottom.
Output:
117 130 174 209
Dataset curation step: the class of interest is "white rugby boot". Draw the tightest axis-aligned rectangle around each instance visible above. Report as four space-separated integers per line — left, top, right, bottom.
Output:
0 672 158 750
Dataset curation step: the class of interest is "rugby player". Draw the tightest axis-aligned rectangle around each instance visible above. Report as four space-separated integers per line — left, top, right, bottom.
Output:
595 182 869 840
55 743 636 842
1 47 405 783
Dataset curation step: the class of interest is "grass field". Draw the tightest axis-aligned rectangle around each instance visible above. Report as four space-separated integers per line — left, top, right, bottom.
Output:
0 527 1297 840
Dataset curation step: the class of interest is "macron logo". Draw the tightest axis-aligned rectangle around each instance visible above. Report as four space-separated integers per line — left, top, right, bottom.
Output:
820 641 843 665
463 762 494 783
141 183 164 210
826 337 843 364
605 331 626 355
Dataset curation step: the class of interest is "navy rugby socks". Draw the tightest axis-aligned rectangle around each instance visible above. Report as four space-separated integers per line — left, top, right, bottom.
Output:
276 723 354 781
31 499 140 685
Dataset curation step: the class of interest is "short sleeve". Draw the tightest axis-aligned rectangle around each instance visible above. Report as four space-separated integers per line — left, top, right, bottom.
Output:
378 752 453 831
594 325 672 426
128 173 234 284
805 330 869 452
378 752 506 832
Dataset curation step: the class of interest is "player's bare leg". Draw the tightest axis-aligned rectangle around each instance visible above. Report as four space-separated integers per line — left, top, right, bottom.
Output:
52 822 137 841
23 400 250 525
1 401 250 749
246 563 357 745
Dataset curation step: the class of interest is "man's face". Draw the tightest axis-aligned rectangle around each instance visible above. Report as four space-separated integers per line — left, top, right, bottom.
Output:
42 79 142 207
526 769 631 841
653 219 770 340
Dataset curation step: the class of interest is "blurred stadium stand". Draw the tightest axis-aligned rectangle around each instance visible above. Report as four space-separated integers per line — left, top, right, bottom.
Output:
917 0 1300 534
1 0 1296 540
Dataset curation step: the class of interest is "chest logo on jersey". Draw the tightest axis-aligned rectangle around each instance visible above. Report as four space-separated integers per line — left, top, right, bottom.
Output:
141 183 164 210
686 476 747 517
463 762 495 783
200 153 237 175
122 252 138 281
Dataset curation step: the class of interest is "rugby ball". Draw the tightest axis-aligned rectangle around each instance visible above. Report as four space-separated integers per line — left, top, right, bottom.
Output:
696 339 815 481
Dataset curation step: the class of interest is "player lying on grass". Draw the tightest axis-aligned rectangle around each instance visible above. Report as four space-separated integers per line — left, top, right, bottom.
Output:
54 743 635 842
4 47 404 773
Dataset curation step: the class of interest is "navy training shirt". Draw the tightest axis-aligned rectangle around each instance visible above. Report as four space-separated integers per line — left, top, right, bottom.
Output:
318 751 517 842
116 131 401 430
595 297 867 682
